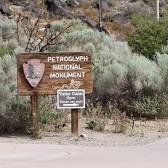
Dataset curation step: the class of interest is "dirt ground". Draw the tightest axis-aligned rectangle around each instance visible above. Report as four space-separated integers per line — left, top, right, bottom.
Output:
0 119 168 147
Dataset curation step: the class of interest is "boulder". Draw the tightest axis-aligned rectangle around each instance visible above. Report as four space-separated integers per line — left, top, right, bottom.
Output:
76 9 85 18
160 0 168 8
9 0 27 6
80 134 88 138
81 16 97 28
110 13 126 23
23 2 42 16
93 0 110 12
66 0 89 7
66 0 80 7
0 3 12 16
45 0 70 18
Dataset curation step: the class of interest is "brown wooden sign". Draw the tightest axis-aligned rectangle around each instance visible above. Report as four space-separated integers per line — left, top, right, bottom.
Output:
17 52 93 96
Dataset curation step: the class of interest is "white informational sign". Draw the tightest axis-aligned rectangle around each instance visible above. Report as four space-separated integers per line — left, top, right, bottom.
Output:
57 89 85 109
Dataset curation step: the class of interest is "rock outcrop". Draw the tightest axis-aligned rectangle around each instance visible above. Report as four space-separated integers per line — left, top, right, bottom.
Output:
0 3 11 16
44 0 71 18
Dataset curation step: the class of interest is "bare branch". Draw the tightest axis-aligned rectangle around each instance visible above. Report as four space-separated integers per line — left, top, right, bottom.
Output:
37 27 48 50
17 14 73 53
16 14 21 43
39 24 73 52
25 17 40 52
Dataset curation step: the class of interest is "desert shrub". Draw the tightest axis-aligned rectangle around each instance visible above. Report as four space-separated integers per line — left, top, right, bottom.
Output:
127 55 163 91
133 93 168 118
51 25 168 118
8 96 31 134
39 97 56 124
39 97 64 125
0 48 11 58
0 40 19 59
0 16 20 58
39 111 54 125
86 120 97 130
0 54 16 114
85 102 128 132
84 101 117 119
142 0 167 7
84 102 103 118
38 97 66 131
43 21 168 120
157 52 168 87
112 110 128 133
51 20 88 32
123 1 153 18
106 0 116 7
63 28 164 97
86 120 106 132
50 21 65 32
0 16 17 41
128 14 168 60
142 0 155 5
0 54 31 133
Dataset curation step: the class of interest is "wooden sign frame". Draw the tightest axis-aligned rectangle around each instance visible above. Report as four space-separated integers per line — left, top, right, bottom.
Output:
17 52 92 96
17 52 93 137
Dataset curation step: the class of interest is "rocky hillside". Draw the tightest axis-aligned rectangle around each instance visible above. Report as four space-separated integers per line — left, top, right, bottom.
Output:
1 0 168 39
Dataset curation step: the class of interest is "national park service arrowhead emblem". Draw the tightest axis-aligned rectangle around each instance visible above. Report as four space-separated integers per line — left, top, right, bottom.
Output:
23 59 45 88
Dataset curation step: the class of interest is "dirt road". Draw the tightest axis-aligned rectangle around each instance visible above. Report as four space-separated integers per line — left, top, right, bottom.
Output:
0 139 168 168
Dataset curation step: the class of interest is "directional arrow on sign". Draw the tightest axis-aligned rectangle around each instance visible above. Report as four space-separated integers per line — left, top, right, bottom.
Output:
63 103 79 107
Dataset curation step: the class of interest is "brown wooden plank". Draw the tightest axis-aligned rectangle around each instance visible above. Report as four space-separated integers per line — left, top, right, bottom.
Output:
17 52 93 96
31 95 39 137
71 109 79 136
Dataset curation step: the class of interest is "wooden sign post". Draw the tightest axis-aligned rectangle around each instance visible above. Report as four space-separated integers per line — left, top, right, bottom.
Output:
31 95 38 137
57 89 85 136
71 109 79 136
17 52 93 137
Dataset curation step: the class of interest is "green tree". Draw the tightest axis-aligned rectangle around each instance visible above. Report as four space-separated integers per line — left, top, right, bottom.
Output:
128 15 168 60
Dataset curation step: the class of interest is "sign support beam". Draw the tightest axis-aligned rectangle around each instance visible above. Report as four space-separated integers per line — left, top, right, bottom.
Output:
31 95 39 138
71 109 79 136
